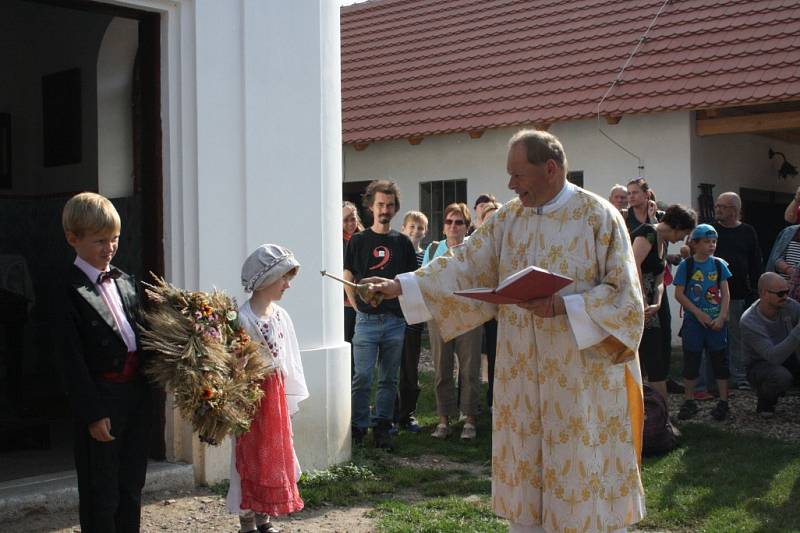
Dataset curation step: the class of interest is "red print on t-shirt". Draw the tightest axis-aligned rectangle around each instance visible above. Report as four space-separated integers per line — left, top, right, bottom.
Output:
369 245 391 270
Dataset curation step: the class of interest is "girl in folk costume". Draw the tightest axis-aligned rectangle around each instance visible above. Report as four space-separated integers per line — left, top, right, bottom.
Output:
227 244 309 533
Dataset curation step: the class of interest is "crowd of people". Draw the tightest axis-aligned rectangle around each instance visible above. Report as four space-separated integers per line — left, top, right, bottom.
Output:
342 182 503 449
340 171 800 453
608 178 800 424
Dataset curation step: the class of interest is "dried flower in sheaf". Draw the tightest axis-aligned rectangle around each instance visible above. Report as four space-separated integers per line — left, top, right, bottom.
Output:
139 274 273 446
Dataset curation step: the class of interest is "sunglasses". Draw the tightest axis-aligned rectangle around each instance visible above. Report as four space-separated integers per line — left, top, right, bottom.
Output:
768 289 789 297
444 219 465 226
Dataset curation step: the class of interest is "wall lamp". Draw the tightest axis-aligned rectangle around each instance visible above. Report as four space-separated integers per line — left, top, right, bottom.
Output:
769 148 799 180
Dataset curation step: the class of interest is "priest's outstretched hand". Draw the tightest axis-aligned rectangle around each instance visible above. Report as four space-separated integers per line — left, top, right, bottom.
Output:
361 276 402 305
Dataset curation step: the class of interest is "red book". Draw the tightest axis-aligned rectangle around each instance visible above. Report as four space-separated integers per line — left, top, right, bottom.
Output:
454 266 573 304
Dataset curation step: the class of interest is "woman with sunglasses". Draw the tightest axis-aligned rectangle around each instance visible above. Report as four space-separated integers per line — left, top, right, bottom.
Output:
422 203 483 441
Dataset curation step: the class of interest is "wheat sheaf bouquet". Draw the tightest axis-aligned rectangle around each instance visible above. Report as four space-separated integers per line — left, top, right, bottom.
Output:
139 275 273 445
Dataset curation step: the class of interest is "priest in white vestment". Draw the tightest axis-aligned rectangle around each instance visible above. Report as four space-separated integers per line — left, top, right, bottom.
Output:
364 130 646 533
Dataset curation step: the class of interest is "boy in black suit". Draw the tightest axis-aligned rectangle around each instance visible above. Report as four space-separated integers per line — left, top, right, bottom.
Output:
60 192 151 533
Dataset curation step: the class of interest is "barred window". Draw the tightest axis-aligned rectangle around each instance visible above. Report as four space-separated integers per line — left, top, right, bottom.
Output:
419 179 467 247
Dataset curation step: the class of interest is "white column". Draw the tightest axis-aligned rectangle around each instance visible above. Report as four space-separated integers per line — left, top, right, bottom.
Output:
240 0 350 471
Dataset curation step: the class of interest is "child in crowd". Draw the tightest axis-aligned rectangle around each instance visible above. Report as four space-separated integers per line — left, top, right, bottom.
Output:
394 211 428 432
227 244 309 533
674 224 732 421
60 192 152 533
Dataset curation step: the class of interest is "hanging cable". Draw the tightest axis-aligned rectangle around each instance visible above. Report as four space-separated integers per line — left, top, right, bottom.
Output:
595 0 672 177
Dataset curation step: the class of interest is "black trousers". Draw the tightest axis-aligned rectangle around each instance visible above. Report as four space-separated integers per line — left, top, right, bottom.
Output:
484 319 498 407
657 298 672 374
74 380 152 533
640 326 669 381
396 326 422 423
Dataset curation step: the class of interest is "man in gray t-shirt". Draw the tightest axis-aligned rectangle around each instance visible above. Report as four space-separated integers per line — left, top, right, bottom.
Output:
741 272 800 417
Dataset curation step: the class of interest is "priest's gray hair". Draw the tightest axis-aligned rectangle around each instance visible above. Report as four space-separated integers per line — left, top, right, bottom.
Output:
508 129 568 170
241 244 300 293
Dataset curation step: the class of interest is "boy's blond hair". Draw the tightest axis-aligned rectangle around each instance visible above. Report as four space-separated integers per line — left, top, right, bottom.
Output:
402 210 428 228
62 192 121 236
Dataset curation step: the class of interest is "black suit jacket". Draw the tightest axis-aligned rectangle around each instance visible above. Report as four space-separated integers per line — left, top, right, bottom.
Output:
60 264 144 424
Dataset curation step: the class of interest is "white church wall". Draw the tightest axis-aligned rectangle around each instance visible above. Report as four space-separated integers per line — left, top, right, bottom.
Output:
152 0 350 482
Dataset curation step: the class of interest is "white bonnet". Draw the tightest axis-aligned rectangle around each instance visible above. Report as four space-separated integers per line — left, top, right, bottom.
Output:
241 244 300 293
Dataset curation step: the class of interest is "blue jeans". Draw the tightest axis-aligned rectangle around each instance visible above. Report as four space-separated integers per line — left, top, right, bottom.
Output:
351 311 406 430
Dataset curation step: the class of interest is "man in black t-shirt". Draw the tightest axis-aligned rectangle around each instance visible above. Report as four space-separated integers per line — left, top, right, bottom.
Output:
344 180 417 450
713 192 763 390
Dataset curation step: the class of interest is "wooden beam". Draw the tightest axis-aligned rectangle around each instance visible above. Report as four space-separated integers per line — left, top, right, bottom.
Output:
697 110 800 136
408 135 424 145
605 115 621 125
353 142 369 151
467 130 484 139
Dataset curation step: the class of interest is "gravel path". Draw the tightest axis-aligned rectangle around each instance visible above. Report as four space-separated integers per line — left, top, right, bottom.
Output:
10 487 376 532
666 388 800 443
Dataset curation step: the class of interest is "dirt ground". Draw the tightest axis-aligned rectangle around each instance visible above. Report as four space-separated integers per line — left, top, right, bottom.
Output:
10 487 377 532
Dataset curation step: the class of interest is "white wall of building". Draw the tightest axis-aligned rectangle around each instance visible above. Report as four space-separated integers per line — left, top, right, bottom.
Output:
552 112 694 208
691 127 800 198
343 112 695 230
343 128 514 231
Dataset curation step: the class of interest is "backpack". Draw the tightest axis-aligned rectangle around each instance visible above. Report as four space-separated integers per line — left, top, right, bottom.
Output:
683 256 723 289
642 384 679 457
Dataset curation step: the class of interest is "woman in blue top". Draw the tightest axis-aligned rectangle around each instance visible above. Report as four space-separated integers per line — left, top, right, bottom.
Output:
423 203 483 441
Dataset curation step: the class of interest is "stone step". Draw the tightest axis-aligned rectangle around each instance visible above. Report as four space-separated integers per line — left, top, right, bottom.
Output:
0 461 194 522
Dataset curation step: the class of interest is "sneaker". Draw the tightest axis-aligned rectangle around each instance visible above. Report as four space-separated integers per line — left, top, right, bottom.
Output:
666 378 685 394
431 423 450 439
756 398 776 419
736 381 752 392
678 399 699 420
460 423 477 441
258 522 280 533
693 391 715 401
401 418 421 433
711 400 729 421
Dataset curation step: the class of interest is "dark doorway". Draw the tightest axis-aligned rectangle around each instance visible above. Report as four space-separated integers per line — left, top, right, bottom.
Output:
0 0 164 482
740 187 794 263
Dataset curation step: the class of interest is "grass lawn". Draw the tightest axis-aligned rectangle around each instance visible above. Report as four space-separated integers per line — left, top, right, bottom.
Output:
290 371 800 532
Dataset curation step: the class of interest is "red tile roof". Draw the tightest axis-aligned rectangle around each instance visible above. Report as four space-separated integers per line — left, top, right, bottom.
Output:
341 0 800 144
